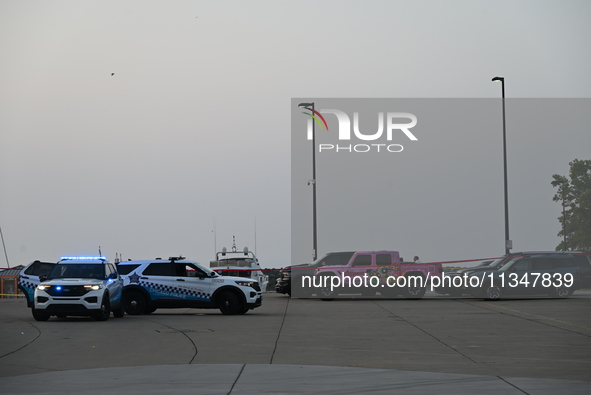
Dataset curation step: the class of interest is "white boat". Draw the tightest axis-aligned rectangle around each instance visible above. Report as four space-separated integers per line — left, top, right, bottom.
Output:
209 239 269 291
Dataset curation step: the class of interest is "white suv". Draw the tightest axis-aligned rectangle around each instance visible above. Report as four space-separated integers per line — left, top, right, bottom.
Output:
117 257 263 315
18 260 57 308
32 257 124 321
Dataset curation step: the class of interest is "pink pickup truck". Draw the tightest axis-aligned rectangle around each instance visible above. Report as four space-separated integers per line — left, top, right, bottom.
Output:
312 250 442 299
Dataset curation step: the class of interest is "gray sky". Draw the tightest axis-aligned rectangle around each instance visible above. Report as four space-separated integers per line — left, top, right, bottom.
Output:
1 0 590 269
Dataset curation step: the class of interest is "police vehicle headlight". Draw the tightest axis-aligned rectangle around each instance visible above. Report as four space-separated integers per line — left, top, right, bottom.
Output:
235 280 255 288
282 271 291 279
84 284 103 291
37 284 50 291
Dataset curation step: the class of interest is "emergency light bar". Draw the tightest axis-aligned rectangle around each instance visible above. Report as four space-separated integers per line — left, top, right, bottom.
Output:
60 256 107 261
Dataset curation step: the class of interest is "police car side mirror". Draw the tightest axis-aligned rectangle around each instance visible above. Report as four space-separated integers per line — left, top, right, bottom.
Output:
108 272 118 280
193 271 206 279
39 275 48 282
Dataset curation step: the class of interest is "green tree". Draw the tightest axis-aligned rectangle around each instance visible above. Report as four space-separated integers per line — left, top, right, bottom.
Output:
551 159 591 251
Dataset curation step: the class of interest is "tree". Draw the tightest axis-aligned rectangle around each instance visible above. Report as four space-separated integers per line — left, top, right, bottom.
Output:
551 159 591 251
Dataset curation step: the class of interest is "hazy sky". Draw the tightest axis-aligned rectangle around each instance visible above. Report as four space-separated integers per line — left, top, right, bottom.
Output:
1 0 590 269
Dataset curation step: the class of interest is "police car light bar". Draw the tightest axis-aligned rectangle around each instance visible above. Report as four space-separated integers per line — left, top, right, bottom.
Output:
60 256 107 261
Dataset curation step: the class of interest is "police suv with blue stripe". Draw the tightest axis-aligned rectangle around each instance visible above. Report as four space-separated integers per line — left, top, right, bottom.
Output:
18 260 56 307
117 256 263 315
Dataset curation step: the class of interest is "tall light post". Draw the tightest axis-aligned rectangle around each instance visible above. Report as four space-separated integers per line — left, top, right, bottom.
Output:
298 102 318 261
492 76 511 255
551 179 567 250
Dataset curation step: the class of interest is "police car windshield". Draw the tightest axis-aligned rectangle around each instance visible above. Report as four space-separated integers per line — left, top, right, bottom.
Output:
48 264 105 280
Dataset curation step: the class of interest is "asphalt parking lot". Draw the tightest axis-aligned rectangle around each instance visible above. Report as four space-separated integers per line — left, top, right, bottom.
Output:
1 291 591 394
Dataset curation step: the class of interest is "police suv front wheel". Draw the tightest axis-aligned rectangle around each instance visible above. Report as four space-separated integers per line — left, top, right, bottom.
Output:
32 308 50 321
94 297 111 321
218 291 244 315
124 290 149 315
112 305 125 318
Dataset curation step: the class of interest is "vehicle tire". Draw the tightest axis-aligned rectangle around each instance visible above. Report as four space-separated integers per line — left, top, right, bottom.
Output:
549 285 573 298
403 286 426 299
32 308 50 321
218 291 243 315
315 274 337 301
123 290 148 315
94 297 110 321
112 305 125 318
402 276 426 299
483 284 502 300
143 306 157 315
237 305 250 315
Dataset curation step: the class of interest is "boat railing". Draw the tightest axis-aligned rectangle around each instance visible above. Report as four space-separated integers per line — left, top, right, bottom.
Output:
210 259 256 268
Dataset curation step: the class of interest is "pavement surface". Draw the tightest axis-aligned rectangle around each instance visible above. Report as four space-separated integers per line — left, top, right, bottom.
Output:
1 291 591 394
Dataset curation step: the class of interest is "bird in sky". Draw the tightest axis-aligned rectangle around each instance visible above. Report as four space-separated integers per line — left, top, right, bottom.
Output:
111 73 115 76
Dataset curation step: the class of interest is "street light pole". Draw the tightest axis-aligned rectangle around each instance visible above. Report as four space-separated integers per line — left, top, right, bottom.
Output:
298 102 318 261
492 76 511 255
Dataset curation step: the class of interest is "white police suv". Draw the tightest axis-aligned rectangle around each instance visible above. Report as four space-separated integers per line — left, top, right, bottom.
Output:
18 260 57 308
31 257 124 321
117 257 263 315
